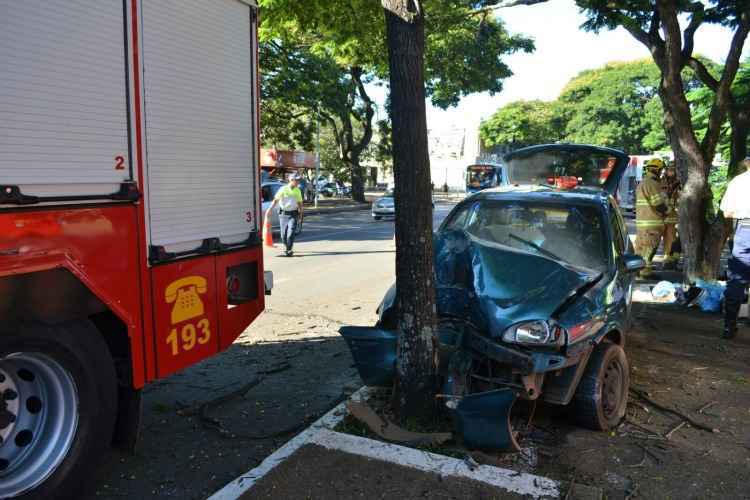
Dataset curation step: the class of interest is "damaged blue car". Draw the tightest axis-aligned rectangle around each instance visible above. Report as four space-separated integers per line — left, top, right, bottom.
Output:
340 144 645 450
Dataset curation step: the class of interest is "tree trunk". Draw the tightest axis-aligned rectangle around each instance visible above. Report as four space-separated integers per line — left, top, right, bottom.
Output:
349 160 366 202
382 0 437 420
728 112 749 179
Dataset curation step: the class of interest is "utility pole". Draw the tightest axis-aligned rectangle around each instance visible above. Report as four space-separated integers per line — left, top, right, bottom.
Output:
315 107 321 209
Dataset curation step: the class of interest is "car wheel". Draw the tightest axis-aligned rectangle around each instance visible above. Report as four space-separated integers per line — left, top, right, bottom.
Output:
373 215 382 221
0 321 118 499
571 341 629 431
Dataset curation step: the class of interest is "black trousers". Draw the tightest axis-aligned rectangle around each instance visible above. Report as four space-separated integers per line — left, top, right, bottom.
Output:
726 222 750 316
279 212 298 253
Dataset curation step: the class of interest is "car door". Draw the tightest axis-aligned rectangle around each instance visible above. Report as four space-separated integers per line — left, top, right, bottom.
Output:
261 183 281 228
609 199 635 326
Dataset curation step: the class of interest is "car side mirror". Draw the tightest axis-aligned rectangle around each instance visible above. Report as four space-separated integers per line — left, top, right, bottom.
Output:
622 253 645 273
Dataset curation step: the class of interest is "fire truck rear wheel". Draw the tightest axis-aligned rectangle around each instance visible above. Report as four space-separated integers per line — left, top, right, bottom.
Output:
0 320 118 499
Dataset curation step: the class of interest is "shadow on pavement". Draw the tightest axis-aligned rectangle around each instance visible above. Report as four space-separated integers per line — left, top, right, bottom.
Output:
294 250 396 258
86 332 360 500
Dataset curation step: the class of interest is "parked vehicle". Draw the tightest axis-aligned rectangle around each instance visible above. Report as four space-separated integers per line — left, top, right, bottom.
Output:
261 181 303 235
341 144 643 450
371 189 395 220
319 182 351 198
371 189 435 221
0 2 268 497
466 162 508 194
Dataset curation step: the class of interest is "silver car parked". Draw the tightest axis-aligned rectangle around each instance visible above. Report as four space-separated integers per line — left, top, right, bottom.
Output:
371 189 395 220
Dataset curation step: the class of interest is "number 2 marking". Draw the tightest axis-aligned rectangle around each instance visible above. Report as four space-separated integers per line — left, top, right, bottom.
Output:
114 156 125 170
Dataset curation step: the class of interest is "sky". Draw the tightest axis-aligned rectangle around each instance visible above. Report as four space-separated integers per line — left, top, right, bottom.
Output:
370 0 748 133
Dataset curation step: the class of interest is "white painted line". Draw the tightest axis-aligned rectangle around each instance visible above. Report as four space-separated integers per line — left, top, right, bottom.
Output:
207 387 371 500
209 385 565 500
309 428 560 499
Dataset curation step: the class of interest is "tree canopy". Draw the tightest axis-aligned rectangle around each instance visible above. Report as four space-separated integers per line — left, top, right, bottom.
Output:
480 57 747 160
479 100 564 148
259 0 534 109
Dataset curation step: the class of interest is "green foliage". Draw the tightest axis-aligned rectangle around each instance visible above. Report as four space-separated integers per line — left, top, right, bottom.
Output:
577 1 747 34
260 41 351 149
258 0 534 109
688 60 750 162
479 100 565 148
481 58 731 155
557 60 660 152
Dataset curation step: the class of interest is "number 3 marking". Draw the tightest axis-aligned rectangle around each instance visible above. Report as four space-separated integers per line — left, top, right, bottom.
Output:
198 319 211 344
114 156 125 170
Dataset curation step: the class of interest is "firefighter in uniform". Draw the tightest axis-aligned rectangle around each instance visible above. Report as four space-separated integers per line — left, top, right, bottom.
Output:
720 159 750 339
635 158 668 277
661 163 681 269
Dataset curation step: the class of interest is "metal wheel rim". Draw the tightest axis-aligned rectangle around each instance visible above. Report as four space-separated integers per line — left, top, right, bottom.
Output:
0 352 79 498
601 357 624 420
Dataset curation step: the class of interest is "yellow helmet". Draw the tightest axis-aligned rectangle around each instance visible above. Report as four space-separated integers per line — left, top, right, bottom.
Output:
643 158 666 170
644 158 666 172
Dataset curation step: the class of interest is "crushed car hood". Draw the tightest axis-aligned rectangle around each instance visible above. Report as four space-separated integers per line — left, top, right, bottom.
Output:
433 230 598 335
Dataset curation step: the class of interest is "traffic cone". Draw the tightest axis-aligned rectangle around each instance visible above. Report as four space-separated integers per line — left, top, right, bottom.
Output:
263 213 275 247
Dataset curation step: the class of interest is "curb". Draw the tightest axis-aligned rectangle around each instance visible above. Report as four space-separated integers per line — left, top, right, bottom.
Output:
208 387 602 500
305 203 371 217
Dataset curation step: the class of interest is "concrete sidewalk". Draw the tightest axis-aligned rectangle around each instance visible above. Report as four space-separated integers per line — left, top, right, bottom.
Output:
210 389 602 500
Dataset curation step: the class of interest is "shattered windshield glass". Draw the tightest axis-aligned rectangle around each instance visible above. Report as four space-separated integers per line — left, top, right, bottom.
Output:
506 150 619 189
444 200 608 272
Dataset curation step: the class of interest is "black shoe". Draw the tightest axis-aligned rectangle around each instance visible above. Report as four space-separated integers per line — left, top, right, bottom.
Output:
722 321 738 339
286 250 293 257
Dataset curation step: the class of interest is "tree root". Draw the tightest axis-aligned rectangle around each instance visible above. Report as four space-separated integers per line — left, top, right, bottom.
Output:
177 376 265 417
630 388 719 434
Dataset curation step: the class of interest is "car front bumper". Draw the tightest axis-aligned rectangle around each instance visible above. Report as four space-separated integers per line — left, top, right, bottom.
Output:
371 207 395 217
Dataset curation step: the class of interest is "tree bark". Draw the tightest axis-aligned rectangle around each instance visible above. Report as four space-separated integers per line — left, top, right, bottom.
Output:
382 0 437 420
728 109 749 179
654 0 738 282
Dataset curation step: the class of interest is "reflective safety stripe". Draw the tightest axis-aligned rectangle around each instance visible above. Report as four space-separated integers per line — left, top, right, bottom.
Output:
635 220 665 228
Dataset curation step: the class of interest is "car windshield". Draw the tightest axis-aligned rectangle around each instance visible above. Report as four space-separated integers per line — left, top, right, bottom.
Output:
506 150 619 189
443 199 608 272
466 165 497 189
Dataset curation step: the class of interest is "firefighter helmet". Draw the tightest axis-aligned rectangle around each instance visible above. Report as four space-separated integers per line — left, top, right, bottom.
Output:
644 158 666 173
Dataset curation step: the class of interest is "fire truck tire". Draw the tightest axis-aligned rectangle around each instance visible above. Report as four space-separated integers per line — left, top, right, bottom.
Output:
0 320 118 499
571 341 629 431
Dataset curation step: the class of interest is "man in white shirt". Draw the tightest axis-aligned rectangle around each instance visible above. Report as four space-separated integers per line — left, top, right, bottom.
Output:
720 159 750 339
266 175 304 257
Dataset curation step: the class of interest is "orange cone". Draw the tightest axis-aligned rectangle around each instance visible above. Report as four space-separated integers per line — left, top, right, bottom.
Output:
263 213 275 247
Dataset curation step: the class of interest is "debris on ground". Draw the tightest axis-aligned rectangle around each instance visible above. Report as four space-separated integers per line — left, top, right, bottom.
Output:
346 400 452 447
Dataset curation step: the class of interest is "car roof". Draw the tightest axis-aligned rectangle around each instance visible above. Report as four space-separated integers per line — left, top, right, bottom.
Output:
471 184 610 206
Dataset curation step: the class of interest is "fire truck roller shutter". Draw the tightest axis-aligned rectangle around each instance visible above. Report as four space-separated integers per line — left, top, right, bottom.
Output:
0 1 132 199
141 0 259 255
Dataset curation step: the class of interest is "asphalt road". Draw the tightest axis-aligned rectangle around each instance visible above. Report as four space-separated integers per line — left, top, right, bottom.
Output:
265 202 455 320
86 202 456 500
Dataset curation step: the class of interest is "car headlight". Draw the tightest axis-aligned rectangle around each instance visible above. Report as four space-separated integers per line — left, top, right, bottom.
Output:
502 320 561 345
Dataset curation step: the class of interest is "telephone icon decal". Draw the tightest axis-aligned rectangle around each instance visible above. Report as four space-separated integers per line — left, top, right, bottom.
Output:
165 276 207 324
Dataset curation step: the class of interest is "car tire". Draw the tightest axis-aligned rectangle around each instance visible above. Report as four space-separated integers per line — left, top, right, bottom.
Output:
373 215 382 221
571 341 629 431
0 320 118 499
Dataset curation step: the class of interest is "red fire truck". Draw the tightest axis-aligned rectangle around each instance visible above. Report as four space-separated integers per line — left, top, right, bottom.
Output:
0 1 268 497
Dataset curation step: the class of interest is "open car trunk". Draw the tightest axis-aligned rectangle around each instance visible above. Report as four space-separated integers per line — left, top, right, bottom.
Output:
503 144 629 194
